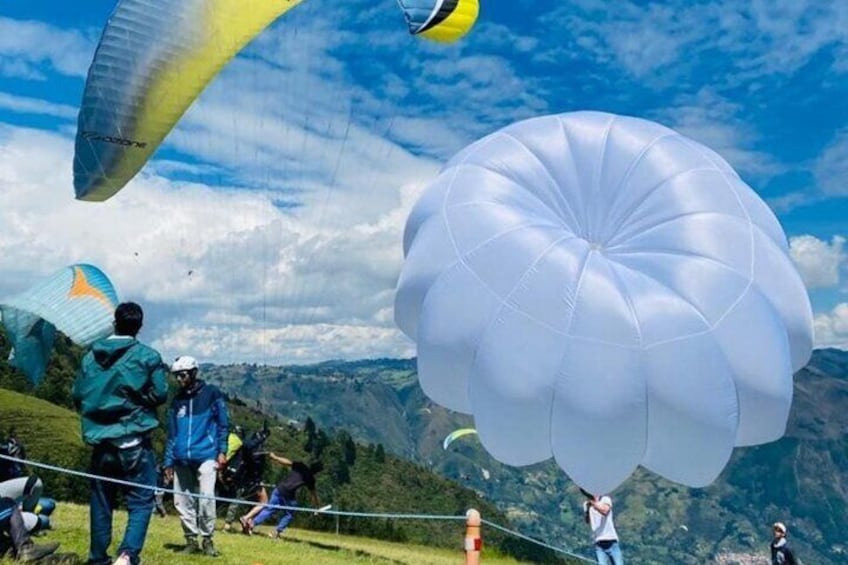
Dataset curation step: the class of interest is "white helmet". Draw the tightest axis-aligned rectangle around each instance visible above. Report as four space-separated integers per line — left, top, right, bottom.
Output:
171 355 199 373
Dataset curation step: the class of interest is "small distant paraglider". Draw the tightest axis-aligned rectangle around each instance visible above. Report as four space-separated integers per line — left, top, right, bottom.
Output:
0 264 119 384
442 427 479 450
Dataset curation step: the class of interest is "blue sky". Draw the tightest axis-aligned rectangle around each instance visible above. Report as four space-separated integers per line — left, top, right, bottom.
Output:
0 0 846 363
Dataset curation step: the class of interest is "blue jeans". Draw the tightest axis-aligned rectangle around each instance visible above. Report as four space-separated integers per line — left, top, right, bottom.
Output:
88 441 156 565
595 540 624 565
252 488 297 533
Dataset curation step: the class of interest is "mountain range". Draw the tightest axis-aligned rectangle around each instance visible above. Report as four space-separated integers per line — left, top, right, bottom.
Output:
203 348 848 564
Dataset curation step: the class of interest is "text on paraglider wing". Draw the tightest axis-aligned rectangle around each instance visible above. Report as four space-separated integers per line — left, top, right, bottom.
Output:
81 131 147 149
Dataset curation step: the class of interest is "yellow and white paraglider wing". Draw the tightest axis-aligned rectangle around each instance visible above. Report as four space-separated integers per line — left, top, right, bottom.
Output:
397 0 479 43
74 0 306 202
74 0 481 202
442 427 478 450
0 264 119 384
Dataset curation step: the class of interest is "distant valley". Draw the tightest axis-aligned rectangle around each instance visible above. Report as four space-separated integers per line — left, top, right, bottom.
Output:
204 349 848 564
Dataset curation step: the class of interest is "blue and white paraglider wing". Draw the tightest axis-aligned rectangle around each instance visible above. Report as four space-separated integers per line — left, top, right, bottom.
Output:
1 264 119 384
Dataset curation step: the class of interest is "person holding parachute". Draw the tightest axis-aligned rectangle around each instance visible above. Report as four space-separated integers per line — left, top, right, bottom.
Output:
580 489 623 565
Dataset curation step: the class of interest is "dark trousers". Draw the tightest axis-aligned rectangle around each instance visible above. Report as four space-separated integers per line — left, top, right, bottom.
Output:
88 441 156 565
0 497 28 557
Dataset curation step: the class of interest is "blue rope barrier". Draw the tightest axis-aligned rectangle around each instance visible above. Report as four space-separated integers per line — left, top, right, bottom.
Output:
0 453 594 562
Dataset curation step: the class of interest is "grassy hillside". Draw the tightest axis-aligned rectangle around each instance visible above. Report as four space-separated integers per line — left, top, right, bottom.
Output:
0 502 528 565
0 388 89 501
0 388 576 563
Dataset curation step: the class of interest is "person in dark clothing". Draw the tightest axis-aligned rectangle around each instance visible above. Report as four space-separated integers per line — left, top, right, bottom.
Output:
239 456 322 538
72 302 168 565
770 522 798 565
220 424 271 533
0 433 57 531
1 496 80 563
0 434 28 482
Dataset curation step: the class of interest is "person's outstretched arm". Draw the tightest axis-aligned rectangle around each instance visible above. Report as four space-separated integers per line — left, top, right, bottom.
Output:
587 497 612 516
268 453 292 467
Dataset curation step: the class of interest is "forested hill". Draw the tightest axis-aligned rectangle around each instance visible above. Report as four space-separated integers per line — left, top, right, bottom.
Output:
203 349 848 565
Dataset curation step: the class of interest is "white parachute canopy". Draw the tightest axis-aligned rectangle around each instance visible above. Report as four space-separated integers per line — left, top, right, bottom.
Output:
395 111 814 494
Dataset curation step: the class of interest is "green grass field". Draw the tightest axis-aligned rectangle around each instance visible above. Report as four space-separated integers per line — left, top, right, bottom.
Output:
0 389 565 563
4 503 526 564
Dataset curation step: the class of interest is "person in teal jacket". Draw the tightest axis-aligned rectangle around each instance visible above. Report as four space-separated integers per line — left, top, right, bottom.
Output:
72 302 168 565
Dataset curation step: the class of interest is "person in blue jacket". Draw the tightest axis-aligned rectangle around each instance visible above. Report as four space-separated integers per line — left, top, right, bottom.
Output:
163 356 228 557
72 302 168 565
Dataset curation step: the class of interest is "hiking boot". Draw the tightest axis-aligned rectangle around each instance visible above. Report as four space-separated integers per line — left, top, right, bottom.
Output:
180 537 200 554
16 540 59 562
201 538 219 557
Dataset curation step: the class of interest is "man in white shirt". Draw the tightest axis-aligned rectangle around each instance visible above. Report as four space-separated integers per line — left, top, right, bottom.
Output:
581 489 624 565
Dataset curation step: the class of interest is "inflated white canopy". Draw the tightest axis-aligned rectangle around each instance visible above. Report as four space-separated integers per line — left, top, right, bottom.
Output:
395 112 813 494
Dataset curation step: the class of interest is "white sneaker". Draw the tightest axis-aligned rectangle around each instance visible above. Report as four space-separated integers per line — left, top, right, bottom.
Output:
112 552 131 565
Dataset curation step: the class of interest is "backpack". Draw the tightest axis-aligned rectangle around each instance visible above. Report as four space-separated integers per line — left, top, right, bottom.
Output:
221 425 270 493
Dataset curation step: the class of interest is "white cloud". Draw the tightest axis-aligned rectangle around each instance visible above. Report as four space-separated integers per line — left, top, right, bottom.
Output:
766 191 814 215
814 129 848 196
789 235 846 289
654 89 782 180
744 0 848 78
0 91 77 119
0 16 93 79
2 5 551 366
0 117 426 365
813 303 848 350
155 323 415 365
541 0 848 85
3 1 847 368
